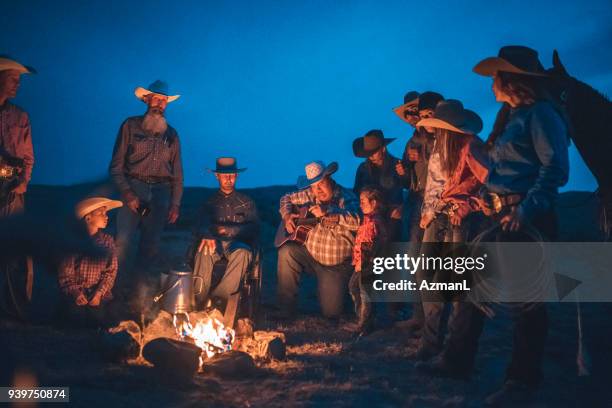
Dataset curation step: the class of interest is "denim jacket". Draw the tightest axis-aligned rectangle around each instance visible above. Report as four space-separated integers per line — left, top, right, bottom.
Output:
487 101 569 220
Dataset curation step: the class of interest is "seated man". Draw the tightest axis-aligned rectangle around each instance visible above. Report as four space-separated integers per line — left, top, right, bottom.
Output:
57 197 123 327
277 160 361 319
192 157 259 309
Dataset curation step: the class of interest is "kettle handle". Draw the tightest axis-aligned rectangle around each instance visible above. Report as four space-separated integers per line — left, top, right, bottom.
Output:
153 279 180 303
193 276 204 295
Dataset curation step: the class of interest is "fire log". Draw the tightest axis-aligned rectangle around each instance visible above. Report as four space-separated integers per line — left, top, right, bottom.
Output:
101 320 142 361
234 331 286 361
203 350 255 378
142 338 202 379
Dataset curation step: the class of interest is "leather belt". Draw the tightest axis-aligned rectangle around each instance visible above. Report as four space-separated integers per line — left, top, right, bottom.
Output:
483 192 525 214
128 174 172 184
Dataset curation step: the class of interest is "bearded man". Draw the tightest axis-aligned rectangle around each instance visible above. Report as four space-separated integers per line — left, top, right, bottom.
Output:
109 80 184 279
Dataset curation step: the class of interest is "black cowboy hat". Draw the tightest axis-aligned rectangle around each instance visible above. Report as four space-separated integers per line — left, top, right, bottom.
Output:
473 45 547 77
417 91 444 112
417 99 483 135
207 157 247 174
352 129 395 158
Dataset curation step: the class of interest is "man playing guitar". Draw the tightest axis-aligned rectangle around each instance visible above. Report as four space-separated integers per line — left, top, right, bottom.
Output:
276 161 361 319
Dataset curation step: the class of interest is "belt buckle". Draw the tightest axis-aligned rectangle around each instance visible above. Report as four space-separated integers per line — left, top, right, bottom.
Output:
485 192 503 214
0 164 15 179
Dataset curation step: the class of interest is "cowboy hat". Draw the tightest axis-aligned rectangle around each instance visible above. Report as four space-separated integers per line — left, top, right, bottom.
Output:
0 56 36 74
416 99 483 135
418 91 444 112
297 160 338 190
392 91 420 124
352 129 395 158
207 157 247 174
473 45 547 77
134 80 180 103
75 197 123 219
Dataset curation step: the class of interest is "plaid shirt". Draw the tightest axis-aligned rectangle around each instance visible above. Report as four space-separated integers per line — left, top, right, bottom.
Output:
109 116 184 207
0 102 34 184
58 232 118 300
279 182 361 266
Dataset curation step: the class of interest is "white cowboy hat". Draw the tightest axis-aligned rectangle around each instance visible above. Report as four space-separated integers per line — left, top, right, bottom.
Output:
134 80 180 103
0 57 36 74
296 160 338 190
75 197 123 219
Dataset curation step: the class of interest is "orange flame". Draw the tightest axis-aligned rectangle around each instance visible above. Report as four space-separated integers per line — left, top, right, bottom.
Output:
173 313 235 359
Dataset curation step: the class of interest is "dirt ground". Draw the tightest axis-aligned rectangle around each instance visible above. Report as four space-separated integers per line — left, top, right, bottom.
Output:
1 184 611 407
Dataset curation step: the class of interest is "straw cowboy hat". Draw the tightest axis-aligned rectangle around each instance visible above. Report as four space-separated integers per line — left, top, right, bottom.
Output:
0 56 36 74
473 45 547 77
416 99 483 135
207 157 247 174
352 129 395 158
297 160 338 190
134 80 180 103
75 197 123 219
392 91 420 123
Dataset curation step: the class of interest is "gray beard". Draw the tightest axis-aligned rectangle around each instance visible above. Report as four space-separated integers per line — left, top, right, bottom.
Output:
142 112 168 136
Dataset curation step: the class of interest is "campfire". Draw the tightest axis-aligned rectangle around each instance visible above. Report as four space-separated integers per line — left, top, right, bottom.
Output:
105 309 286 379
173 312 235 361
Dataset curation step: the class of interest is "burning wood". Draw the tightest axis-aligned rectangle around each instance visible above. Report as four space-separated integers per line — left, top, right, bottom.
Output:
172 311 235 359
108 309 285 376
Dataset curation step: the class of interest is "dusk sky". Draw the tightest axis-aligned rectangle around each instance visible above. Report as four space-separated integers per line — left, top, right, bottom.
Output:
2 0 611 191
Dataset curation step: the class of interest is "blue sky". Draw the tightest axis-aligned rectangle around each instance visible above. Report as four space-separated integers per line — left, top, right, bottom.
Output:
2 0 611 191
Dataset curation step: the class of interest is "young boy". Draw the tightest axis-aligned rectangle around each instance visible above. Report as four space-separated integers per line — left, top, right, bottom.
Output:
344 186 388 334
58 197 122 327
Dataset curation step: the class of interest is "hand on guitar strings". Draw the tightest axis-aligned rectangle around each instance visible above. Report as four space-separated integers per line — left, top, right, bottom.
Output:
283 213 299 234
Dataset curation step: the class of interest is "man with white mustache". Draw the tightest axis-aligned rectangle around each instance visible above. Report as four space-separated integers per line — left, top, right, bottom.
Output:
109 80 184 281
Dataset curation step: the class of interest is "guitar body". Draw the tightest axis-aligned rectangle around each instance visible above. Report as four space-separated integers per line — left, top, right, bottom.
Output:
274 205 318 248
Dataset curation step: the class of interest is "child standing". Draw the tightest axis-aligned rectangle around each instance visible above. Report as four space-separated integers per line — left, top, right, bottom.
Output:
58 197 122 327
344 186 388 334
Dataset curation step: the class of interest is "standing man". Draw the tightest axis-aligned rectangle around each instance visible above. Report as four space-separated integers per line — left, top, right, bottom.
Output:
393 91 444 331
191 157 259 309
353 129 404 240
109 80 184 278
277 161 361 319
0 57 35 318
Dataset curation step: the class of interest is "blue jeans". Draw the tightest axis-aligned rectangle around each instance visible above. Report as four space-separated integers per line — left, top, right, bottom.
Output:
418 213 477 357
116 179 171 267
277 243 351 318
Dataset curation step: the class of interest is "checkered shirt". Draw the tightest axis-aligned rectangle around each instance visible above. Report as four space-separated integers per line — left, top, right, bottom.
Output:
109 116 184 206
58 232 118 300
279 183 361 266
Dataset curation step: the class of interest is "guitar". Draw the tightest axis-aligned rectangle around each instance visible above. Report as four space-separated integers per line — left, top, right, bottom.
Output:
274 205 320 248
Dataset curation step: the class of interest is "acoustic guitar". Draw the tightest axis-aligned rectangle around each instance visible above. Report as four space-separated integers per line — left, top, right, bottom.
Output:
274 205 320 248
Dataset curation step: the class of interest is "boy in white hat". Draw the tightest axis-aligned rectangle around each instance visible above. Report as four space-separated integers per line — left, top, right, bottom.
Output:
57 197 122 326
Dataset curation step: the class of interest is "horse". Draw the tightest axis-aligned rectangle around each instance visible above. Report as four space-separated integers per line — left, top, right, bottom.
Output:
546 50 612 237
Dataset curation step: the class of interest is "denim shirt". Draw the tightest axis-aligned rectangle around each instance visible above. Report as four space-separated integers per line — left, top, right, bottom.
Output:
487 101 569 220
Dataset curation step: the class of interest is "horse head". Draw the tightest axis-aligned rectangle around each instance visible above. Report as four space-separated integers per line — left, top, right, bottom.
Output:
546 50 572 107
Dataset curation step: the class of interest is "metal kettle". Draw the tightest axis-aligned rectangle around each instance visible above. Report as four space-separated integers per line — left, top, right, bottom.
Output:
153 264 203 314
